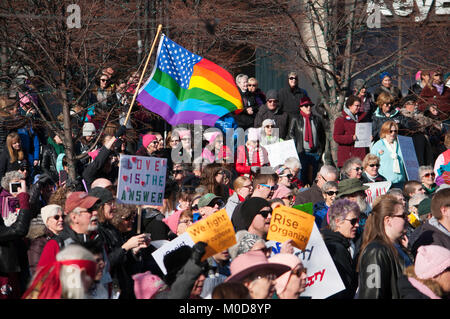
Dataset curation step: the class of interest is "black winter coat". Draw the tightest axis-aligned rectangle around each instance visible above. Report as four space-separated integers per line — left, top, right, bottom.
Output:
82 146 118 190
321 228 358 299
357 240 403 299
40 144 58 182
278 86 308 119
287 114 325 155
397 274 432 299
253 104 290 139
0 208 32 273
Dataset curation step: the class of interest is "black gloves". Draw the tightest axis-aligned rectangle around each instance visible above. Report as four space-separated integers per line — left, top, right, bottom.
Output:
191 241 207 266
115 125 127 138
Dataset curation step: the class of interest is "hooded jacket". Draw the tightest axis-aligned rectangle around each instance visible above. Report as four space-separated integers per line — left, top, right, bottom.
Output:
278 85 308 119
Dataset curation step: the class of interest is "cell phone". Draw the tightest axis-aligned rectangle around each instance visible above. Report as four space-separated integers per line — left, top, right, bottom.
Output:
59 170 68 186
9 182 22 194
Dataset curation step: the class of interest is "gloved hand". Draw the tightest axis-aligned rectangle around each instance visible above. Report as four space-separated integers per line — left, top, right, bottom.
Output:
115 125 127 138
191 241 207 266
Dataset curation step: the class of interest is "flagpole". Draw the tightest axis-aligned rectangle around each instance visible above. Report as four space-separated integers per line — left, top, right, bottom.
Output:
123 24 163 127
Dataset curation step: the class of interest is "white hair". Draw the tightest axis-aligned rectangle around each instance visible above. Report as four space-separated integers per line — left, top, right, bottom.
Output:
235 74 248 84
418 165 433 178
284 157 301 170
319 165 338 178
1 171 25 190
57 245 95 299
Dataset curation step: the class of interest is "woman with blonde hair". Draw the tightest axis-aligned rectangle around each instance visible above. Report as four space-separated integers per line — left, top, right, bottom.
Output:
361 153 387 183
372 92 409 142
357 194 409 299
0 132 27 181
370 121 407 188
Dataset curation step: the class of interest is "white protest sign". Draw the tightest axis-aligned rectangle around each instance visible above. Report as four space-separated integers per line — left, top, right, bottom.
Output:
117 155 167 206
264 139 300 168
397 135 419 181
355 122 372 148
151 232 195 275
364 181 392 208
266 223 345 299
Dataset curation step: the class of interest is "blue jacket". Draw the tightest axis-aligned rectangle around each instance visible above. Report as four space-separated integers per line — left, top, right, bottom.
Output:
370 139 406 184
313 201 329 229
18 126 40 165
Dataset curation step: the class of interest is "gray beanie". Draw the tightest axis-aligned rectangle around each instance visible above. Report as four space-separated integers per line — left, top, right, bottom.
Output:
266 89 278 100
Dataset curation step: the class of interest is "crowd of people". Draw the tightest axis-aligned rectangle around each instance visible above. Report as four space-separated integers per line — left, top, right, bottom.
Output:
0 66 449 300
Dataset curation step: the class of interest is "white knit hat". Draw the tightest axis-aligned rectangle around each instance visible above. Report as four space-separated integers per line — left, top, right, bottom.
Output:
41 204 62 225
82 122 96 137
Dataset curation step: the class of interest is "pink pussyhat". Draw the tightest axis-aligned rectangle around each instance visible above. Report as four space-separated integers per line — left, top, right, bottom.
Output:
415 245 450 280
88 149 100 161
415 71 422 81
142 134 157 148
132 271 168 299
162 210 183 234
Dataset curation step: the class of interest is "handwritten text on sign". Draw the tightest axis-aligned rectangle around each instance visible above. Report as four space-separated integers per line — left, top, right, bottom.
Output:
186 209 236 261
364 181 392 208
117 155 167 205
267 205 315 251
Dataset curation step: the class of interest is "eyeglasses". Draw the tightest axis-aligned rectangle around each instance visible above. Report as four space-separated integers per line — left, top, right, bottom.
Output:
259 208 273 218
291 265 307 277
53 215 63 221
178 219 193 225
352 167 363 171
259 184 275 191
289 77 298 80
391 213 408 220
280 173 293 179
241 184 253 189
325 191 338 196
422 172 435 178
368 163 380 168
344 217 359 226
216 170 225 175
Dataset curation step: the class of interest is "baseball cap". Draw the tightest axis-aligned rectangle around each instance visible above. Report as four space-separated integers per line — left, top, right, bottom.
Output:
65 191 100 214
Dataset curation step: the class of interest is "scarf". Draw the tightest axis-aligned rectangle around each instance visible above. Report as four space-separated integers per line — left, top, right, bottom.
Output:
433 83 444 95
383 138 401 174
343 106 358 122
301 110 314 149
247 144 265 166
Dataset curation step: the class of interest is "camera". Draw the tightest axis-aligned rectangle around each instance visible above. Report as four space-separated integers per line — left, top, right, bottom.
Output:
9 182 22 194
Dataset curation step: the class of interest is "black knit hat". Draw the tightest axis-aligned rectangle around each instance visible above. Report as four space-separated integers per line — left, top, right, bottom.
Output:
232 197 271 231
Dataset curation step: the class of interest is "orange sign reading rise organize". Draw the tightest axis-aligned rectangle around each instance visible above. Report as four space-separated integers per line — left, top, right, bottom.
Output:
267 205 315 250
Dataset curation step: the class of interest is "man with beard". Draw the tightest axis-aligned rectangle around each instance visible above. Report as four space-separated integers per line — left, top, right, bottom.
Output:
36 192 101 268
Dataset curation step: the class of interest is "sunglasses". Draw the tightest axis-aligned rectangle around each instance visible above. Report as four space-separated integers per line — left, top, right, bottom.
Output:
390 130 398 133
352 167 363 171
267 100 278 103
265 125 275 128
259 208 273 218
423 172 435 178
208 199 225 208
53 215 63 221
291 265 307 277
259 184 275 191
289 77 298 80
368 163 380 168
248 84 257 87
325 191 338 196
391 213 408 220
344 217 359 226
100 79 108 82
191 204 199 211
280 173 293 179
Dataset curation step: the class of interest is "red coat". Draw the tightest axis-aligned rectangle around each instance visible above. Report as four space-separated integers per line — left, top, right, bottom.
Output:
235 145 269 175
419 85 450 116
333 110 369 168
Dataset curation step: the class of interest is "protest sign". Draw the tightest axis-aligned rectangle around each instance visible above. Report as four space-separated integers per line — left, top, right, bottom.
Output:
264 139 300 168
117 155 167 206
266 223 345 299
266 205 315 250
151 233 195 275
186 209 236 261
397 135 419 181
292 202 313 215
355 122 372 148
364 181 392 208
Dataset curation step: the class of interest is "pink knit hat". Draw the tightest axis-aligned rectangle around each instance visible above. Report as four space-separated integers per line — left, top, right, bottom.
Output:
132 271 168 299
415 245 450 280
142 134 157 148
271 184 292 200
162 210 183 234
415 71 422 81
269 253 304 295
88 149 100 161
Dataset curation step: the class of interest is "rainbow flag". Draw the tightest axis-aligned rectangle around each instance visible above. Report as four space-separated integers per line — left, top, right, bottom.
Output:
137 34 243 126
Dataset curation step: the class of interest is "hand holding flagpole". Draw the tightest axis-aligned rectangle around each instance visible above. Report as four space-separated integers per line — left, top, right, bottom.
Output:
124 24 163 127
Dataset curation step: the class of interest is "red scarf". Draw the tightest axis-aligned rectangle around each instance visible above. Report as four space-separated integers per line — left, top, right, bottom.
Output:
301 110 314 149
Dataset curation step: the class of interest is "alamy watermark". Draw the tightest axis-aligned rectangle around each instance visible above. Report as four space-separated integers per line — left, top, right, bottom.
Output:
66 4 81 29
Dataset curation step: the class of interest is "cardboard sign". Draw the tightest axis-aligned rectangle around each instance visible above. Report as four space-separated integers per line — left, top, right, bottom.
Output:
266 223 346 299
292 202 313 215
264 139 300 168
266 205 315 250
397 135 419 181
117 155 167 206
151 233 195 275
364 181 392 208
355 122 372 148
186 209 237 261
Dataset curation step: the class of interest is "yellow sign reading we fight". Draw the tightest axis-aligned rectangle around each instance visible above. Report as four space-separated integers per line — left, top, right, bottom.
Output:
186 209 236 261
267 205 315 250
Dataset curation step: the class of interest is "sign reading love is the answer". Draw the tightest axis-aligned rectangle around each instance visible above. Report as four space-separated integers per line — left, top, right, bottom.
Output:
117 154 167 206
